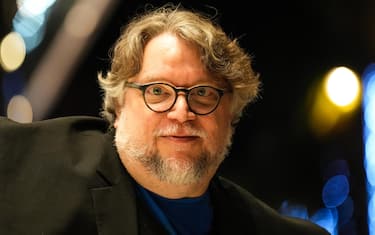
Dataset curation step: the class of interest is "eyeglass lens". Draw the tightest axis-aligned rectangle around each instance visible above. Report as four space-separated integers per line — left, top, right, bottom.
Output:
144 83 221 114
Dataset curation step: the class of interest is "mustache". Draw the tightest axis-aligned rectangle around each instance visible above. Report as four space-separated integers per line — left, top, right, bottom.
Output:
154 123 207 138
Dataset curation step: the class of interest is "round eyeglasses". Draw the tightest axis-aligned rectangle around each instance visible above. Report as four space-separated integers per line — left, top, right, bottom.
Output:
126 82 226 115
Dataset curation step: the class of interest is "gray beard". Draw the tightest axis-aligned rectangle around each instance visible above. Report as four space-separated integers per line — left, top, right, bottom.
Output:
115 125 233 185
136 150 211 185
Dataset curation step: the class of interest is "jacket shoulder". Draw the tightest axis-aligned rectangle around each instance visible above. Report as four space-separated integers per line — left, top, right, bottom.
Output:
212 176 330 235
0 115 114 177
0 116 115 234
0 115 109 132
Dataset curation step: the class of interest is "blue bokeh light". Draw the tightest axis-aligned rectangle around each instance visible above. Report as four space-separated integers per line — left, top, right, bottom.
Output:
13 11 46 52
18 0 57 16
363 63 375 235
279 200 309 220
365 134 375 186
310 207 338 235
12 0 58 53
368 193 375 235
322 174 350 208
364 97 375 135
337 196 354 227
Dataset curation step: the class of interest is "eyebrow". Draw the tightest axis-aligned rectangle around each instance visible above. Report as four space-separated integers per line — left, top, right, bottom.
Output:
138 75 225 88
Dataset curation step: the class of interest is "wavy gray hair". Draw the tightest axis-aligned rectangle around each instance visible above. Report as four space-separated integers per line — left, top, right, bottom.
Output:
98 4 260 126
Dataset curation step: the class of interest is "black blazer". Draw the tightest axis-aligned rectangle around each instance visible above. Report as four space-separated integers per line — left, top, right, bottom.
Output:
0 116 329 235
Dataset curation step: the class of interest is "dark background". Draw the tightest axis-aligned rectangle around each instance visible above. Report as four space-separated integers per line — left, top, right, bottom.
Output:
1 0 373 234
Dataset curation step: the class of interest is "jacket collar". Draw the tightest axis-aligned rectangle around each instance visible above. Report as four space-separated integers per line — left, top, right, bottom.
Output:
209 176 257 234
89 132 138 235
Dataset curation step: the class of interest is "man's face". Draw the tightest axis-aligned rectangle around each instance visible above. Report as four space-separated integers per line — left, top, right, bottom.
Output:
114 33 234 185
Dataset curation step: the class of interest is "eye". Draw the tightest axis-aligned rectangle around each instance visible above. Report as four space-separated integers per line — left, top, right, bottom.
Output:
146 84 170 96
193 87 219 98
145 84 173 101
196 87 208 96
151 86 163 95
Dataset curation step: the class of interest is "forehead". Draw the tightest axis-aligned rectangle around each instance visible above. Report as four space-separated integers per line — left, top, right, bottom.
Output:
134 33 227 87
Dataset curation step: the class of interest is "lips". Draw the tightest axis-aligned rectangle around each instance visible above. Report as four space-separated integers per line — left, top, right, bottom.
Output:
154 124 206 139
160 135 200 142
163 134 198 138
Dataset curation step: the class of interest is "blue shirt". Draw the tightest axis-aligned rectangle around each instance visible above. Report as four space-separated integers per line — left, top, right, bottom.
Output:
136 184 213 235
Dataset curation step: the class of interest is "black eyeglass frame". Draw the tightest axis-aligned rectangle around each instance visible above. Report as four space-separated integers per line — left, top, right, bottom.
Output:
126 82 226 115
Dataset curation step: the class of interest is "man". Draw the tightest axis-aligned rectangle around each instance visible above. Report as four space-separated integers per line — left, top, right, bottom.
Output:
0 4 329 235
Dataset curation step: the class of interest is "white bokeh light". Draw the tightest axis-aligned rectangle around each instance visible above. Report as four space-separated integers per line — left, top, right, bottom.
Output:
17 0 57 16
7 95 33 123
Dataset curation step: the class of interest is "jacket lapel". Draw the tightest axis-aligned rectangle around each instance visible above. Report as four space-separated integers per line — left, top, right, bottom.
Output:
210 176 257 234
91 180 138 235
90 133 139 235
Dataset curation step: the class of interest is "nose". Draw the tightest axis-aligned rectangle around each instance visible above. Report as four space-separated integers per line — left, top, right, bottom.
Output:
166 94 196 123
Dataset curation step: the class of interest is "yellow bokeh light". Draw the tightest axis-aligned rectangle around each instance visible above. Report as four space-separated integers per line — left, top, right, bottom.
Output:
0 32 26 72
324 66 361 112
308 66 362 137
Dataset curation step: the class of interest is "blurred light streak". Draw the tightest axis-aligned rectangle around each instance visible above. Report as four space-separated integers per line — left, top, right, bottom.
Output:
0 32 26 72
363 63 375 235
22 0 119 121
7 94 33 123
63 1 100 39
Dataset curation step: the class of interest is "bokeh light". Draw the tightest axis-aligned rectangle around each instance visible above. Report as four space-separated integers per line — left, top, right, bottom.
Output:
7 95 33 123
63 1 101 39
337 196 354 227
322 175 350 208
365 134 375 186
17 0 57 16
13 10 46 52
310 207 338 235
279 201 309 220
309 66 362 137
0 32 26 72
363 63 375 235
325 67 361 110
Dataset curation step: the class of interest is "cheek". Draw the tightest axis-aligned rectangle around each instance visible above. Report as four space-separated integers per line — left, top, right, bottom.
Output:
115 93 144 128
205 102 233 145
213 97 233 129
203 114 232 147
116 102 159 141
